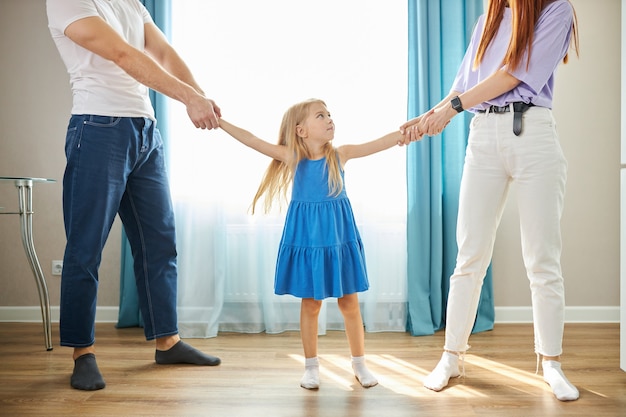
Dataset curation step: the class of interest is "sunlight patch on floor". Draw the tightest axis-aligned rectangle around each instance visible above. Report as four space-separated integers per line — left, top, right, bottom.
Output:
288 354 355 391
287 353 584 398
463 354 549 393
367 354 486 398
289 353 487 397
585 388 608 398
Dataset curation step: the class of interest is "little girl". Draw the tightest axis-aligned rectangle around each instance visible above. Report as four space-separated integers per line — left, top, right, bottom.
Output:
219 98 407 389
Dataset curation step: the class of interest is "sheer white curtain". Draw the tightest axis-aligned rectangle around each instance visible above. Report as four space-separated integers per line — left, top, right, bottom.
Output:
168 0 407 337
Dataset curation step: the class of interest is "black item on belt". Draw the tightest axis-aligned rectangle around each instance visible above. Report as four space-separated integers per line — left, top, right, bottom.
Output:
477 102 534 136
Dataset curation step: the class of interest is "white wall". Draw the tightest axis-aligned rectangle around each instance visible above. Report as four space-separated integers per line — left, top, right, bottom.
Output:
491 0 620 319
0 1 122 315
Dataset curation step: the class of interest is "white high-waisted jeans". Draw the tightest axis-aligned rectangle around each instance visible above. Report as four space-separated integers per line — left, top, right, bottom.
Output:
444 106 567 357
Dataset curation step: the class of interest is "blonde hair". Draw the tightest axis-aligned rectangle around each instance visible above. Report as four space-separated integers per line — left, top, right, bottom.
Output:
251 98 343 214
474 0 579 71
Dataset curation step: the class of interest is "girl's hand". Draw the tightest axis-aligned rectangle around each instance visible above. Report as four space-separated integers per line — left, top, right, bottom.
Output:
400 111 425 134
404 124 424 143
396 130 416 146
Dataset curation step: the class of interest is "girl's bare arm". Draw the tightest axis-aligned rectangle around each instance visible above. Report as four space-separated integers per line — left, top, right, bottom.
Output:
337 130 405 165
218 119 290 163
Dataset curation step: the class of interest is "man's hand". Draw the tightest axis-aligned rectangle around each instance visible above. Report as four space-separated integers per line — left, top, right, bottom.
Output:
186 95 221 130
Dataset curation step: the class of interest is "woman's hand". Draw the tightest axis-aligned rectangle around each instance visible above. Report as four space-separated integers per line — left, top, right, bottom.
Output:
421 105 454 136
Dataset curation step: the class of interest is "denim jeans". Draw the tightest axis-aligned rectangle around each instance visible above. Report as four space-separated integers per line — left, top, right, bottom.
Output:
60 115 178 347
444 107 567 357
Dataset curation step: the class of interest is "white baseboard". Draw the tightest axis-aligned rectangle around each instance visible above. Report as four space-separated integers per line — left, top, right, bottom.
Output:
495 306 620 323
0 305 620 324
0 306 120 323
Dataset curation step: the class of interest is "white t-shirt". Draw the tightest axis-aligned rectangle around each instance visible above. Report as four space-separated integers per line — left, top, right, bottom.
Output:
47 0 155 119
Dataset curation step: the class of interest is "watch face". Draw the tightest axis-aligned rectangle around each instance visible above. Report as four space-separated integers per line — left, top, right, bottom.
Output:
451 97 463 112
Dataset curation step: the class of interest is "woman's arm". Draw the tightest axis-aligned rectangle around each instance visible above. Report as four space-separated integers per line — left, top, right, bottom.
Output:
421 69 521 136
219 119 291 163
450 69 521 115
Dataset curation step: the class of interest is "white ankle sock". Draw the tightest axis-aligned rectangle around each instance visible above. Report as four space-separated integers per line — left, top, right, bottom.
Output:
423 351 460 391
542 360 579 401
300 357 320 390
351 356 378 388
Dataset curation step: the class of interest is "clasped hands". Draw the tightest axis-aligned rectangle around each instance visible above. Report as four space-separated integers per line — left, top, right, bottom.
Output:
398 105 453 145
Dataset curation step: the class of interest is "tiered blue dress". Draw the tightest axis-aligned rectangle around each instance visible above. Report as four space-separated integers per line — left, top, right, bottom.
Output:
274 156 369 300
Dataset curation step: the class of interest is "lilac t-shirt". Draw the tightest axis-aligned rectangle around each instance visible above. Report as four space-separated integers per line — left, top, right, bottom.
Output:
451 0 574 112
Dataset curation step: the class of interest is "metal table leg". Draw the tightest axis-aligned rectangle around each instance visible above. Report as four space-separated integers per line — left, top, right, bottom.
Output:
15 179 53 351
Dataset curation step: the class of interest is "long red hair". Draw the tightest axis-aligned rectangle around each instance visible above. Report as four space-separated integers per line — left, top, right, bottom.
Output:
474 0 579 71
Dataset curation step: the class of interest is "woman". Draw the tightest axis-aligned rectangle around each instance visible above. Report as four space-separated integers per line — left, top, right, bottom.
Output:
402 0 580 401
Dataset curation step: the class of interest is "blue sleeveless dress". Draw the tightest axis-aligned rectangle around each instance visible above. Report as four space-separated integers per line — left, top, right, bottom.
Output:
274 157 369 300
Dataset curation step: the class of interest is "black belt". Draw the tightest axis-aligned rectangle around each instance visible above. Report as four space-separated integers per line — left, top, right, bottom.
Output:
477 102 534 136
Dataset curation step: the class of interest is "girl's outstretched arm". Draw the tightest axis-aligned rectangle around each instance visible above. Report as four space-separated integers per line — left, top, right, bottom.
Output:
219 119 290 163
337 130 406 165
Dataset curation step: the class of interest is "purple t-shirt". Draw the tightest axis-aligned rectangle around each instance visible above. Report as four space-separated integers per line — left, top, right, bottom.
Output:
451 0 574 112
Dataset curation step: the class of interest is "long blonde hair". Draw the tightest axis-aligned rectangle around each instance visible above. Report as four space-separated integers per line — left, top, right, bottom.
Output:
474 0 579 71
251 98 343 214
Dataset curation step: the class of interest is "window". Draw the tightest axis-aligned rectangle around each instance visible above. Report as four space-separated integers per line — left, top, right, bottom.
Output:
167 1 408 335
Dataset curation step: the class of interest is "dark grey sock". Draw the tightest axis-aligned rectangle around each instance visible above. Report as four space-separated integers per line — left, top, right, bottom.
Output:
155 340 221 366
71 353 106 391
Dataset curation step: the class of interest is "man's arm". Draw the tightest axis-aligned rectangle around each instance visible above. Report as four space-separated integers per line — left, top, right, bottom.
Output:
64 16 219 129
143 22 202 94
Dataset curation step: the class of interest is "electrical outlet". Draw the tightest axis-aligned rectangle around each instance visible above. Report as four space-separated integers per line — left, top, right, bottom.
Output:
51 260 63 276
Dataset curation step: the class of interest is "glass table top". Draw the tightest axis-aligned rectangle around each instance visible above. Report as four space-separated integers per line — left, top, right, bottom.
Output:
0 177 56 183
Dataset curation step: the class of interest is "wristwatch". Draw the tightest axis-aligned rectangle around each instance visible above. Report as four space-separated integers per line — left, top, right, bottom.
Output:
451 96 464 113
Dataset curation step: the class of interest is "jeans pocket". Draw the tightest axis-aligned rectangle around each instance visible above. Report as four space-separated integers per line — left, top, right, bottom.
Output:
84 115 122 127
64 124 79 160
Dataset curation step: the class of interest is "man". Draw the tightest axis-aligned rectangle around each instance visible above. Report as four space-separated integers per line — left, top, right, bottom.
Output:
46 0 221 390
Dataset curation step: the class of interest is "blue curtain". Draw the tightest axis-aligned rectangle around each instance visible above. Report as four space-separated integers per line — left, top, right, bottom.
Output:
406 0 494 336
117 0 171 328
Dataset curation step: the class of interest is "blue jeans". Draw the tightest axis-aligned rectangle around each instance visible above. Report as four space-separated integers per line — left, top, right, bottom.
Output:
60 115 178 347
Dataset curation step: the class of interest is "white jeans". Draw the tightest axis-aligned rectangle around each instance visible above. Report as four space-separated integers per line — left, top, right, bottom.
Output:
444 106 567 357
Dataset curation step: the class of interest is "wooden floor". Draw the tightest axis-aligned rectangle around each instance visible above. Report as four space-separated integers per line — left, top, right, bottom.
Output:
0 322 624 417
